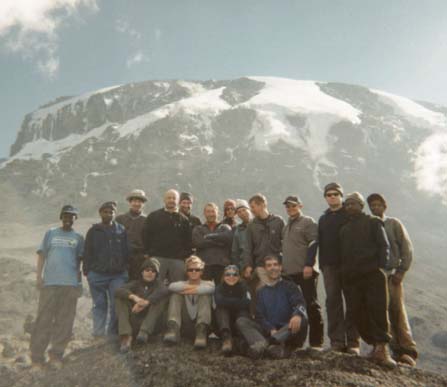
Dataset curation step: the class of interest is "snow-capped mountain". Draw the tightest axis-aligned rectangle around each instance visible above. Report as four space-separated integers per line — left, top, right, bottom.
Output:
1 77 447 250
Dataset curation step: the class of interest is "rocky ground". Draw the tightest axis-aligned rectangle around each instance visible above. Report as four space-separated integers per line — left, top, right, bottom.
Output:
2 340 447 387
0 220 446 386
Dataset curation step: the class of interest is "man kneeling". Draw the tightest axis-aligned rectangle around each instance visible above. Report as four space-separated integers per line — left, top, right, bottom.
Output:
237 255 308 359
115 258 169 353
163 256 215 349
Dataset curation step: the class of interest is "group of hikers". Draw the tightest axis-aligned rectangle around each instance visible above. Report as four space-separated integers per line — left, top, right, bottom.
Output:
29 182 418 371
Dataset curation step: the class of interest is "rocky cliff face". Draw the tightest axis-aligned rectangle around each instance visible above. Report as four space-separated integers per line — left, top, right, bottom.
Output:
2 77 447 224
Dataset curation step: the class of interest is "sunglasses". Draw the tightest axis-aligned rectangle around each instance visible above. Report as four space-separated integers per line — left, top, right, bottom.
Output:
187 268 203 273
325 192 340 198
224 272 239 277
143 268 156 273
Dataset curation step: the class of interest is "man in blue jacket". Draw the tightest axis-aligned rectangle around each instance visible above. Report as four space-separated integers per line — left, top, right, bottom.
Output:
236 255 308 359
83 201 130 338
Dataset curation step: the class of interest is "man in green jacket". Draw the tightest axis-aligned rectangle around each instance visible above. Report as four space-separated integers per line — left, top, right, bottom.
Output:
115 257 169 353
367 193 417 367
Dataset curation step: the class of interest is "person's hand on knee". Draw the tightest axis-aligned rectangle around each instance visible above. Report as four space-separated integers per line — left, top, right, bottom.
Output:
289 315 302 334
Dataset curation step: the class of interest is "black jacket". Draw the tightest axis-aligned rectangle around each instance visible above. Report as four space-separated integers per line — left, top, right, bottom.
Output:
83 222 129 275
317 206 350 267
215 282 251 311
142 208 192 260
192 223 233 266
185 214 201 229
339 213 390 278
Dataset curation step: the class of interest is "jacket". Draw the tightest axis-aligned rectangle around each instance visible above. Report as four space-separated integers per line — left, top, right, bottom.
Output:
281 214 318 275
339 212 390 278
242 214 285 268
317 206 350 267
231 222 249 267
115 278 169 305
185 213 202 229
142 208 192 260
214 282 251 311
83 222 129 275
256 279 308 333
192 223 233 267
383 217 413 272
116 211 146 253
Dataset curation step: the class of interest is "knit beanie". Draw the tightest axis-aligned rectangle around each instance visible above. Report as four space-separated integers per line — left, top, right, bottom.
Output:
235 199 249 211
323 182 344 197
180 192 193 202
345 192 365 207
141 257 161 274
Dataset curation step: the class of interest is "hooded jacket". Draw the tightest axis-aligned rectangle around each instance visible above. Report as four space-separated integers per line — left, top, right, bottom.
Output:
115 278 169 305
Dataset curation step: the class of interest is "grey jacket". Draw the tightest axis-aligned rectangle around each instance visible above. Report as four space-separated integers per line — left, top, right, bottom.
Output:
281 214 318 275
383 217 413 272
242 214 285 268
231 222 249 268
192 223 233 267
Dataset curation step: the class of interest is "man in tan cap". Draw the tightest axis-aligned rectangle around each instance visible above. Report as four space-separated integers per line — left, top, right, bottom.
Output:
116 189 148 280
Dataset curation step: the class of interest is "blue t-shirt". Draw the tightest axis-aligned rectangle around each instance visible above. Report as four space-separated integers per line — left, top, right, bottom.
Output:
37 227 84 287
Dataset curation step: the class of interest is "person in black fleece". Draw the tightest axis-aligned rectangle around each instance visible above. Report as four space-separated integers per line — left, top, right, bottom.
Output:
340 192 396 368
317 182 359 353
142 189 192 283
214 265 251 355
115 258 169 353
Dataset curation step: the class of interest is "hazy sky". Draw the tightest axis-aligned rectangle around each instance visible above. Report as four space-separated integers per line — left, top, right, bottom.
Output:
1 0 446 157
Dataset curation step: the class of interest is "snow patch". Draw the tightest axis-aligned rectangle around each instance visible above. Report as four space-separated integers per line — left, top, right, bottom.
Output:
243 76 362 188
244 77 361 158
31 85 122 123
1 123 114 167
371 89 447 129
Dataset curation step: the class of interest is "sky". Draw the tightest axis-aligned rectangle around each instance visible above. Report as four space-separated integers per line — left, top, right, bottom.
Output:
1 0 447 158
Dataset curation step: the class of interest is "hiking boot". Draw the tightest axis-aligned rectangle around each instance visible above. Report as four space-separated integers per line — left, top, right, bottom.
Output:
366 345 376 358
48 353 63 370
330 343 346 353
119 335 132 354
346 346 360 356
30 362 45 374
163 321 180 345
399 354 416 367
221 331 233 355
136 330 149 345
247 341 267 360
194 323 208 349
371 343 397 368
267 344 291 359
